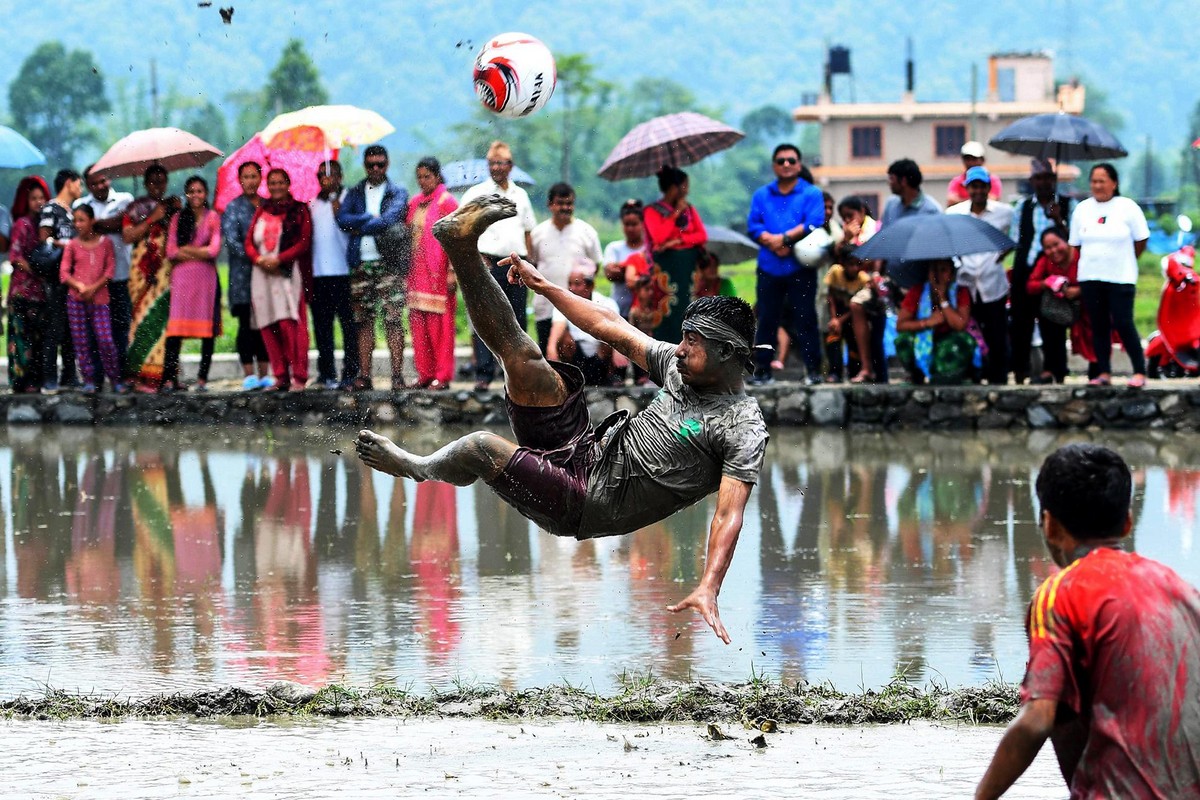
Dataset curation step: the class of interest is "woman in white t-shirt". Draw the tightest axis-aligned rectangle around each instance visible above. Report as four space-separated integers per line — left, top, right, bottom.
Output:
1069 163 1150 387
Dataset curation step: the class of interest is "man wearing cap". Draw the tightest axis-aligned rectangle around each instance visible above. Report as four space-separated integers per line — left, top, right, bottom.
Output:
1009 159 1072 384
546 259 621 386
356 195 769 645
948 166 1015 384
947 141 1004 206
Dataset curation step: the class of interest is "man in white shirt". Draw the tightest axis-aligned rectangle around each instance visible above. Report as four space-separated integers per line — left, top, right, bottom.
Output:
547 259 620 385
947 166 1014 385
460 140 537 390
76 165 134 381
309 160 358 389
529 182 602 354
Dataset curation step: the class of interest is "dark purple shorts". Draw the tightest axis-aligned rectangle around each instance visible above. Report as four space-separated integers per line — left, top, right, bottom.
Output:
486 361 594 537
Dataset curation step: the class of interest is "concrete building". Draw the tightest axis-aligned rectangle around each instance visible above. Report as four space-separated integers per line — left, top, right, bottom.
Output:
794 52 1085 214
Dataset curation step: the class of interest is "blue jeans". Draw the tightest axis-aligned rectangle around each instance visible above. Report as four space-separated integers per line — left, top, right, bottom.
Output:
753 268 821 377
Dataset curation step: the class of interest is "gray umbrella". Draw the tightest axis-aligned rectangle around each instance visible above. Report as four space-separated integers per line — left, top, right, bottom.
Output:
988 112 1127 161
442 159 535 191
703 226 759 265
854 214 1015 288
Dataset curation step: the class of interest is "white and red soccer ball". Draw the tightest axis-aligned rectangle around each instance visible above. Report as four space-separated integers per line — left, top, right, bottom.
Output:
473 33 557 119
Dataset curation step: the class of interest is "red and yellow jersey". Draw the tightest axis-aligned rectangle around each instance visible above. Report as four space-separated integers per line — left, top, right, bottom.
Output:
1021 547 1200 798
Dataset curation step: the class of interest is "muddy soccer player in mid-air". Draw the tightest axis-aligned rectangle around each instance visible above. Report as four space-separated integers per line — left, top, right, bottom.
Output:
356 195 768 643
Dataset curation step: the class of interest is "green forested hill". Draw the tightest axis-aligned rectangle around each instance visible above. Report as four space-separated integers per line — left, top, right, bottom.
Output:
1 0 1196 217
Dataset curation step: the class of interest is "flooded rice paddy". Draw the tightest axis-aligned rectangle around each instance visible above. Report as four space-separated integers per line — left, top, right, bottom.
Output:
1 425 1197 698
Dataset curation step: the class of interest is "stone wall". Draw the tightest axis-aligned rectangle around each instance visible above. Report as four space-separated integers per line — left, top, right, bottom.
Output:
6 383 1200 430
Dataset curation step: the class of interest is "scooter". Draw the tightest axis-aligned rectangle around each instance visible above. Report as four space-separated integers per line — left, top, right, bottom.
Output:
1147 246 1200 378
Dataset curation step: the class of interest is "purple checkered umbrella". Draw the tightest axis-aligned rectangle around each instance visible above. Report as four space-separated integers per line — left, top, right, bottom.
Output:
597 112 745 181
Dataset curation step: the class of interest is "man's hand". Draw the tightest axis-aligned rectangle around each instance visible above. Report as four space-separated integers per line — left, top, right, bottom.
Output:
668 583 730 644
603 262 624 282
501 252 551 294
760 232 784 250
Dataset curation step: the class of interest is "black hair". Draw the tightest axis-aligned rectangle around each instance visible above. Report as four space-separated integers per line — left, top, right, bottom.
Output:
54 169 80 193
175 175 209 247
1040 226 1070 247
887 158 923 189
837 196 869 216
619 198 644 217
772 143 801 161
238 160 262 177
1035 443 1132 540
266 167 291 185
317 160 342 176
838 244 861 264
683 295 757 354
83 163 98 180
547 182 575 202
143 164 168 184
416 156 443 183
799 165 815 184
72 203 96 220
1091 163 1120 196
656 165 687 194
363 144 388 161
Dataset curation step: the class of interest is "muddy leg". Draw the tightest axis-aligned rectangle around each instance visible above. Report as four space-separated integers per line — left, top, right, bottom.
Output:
434 196 567 407
355 429 516 485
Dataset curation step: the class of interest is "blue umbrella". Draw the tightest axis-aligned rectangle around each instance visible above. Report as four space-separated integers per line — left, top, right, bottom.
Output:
442 159 535 191
988 112 1127 161
854 214 1015 288
0 125 46 169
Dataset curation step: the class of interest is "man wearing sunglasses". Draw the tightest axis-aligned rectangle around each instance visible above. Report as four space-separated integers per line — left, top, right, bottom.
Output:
746 144 827 385
337 145 410 390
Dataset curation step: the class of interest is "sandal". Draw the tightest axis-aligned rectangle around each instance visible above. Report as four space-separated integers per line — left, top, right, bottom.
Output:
849 372 875 385
1087 375 1111 386
1128 374 1146 389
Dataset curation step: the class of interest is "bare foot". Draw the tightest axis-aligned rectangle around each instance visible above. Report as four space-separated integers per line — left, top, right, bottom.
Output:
433 194 517 244
355 429 425 480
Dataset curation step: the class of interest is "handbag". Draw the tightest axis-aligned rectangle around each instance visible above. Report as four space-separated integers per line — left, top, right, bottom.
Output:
27 243 62 283
1040 289 1080 326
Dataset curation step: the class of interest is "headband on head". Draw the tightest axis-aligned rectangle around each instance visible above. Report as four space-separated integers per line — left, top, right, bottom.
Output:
681 314 771 371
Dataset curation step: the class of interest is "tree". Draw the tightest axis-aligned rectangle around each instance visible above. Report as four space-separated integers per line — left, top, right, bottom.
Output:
740 105 794 145
262 39 328 117
8 41 110 166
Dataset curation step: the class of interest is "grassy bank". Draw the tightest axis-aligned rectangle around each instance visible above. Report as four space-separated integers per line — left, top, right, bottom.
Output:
2 674 1020 725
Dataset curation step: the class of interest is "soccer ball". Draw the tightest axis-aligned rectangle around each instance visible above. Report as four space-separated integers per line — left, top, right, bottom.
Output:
473 33 557 119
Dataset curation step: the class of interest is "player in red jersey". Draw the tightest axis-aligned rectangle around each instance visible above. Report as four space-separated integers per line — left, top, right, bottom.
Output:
977 443 1200 799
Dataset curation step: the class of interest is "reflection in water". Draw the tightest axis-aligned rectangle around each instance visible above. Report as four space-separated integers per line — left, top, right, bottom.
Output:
0 426 1197 696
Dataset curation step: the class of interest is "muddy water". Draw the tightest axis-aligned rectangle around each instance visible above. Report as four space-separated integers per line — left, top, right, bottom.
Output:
0 717 1065 798
1 425 1197 697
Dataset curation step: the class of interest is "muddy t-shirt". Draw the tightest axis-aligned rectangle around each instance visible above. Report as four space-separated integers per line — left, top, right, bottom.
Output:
1021 547 1200 798
577 341 768 538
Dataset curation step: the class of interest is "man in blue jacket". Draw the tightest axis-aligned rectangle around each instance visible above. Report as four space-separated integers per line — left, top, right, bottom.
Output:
337 145 410 390
746 144 826 385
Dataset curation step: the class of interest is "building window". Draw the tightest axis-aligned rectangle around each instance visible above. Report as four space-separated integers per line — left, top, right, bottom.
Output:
850 126 882 159
935 125 966 157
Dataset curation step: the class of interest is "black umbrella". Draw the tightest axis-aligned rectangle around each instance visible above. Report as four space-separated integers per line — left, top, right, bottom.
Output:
854 215 1015 288
703 225 759 265
989 112 1127 161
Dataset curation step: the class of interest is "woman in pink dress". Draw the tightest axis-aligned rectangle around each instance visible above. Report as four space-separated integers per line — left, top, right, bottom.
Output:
60 205 125 393
405 157 459 390
162 176 222 392
245 168 313 391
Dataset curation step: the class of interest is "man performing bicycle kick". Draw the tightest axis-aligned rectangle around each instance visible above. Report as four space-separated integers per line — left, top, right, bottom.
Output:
356 195 768 643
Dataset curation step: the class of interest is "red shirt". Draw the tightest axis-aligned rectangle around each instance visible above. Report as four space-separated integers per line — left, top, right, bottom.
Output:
60 237 115 304
1026 251 1080 295
642 201 707 253
1022 547 1200 798
899 284 972 335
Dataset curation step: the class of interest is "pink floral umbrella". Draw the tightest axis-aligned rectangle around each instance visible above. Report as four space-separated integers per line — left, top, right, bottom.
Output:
214 133 339 212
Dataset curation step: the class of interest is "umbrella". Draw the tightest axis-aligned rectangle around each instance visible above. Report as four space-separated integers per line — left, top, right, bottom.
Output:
214 134 339 212
0 125 45 169
854 215 1015 288
989 112 1127 162
261 105 394 149
597 112 744 181
703 226 759 265
91 127 222 179
441 159 535 191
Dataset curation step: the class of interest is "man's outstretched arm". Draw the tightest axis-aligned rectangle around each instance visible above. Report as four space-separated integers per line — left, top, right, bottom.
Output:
667 476 752 644
503 252 653 369
975 699 1056 799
